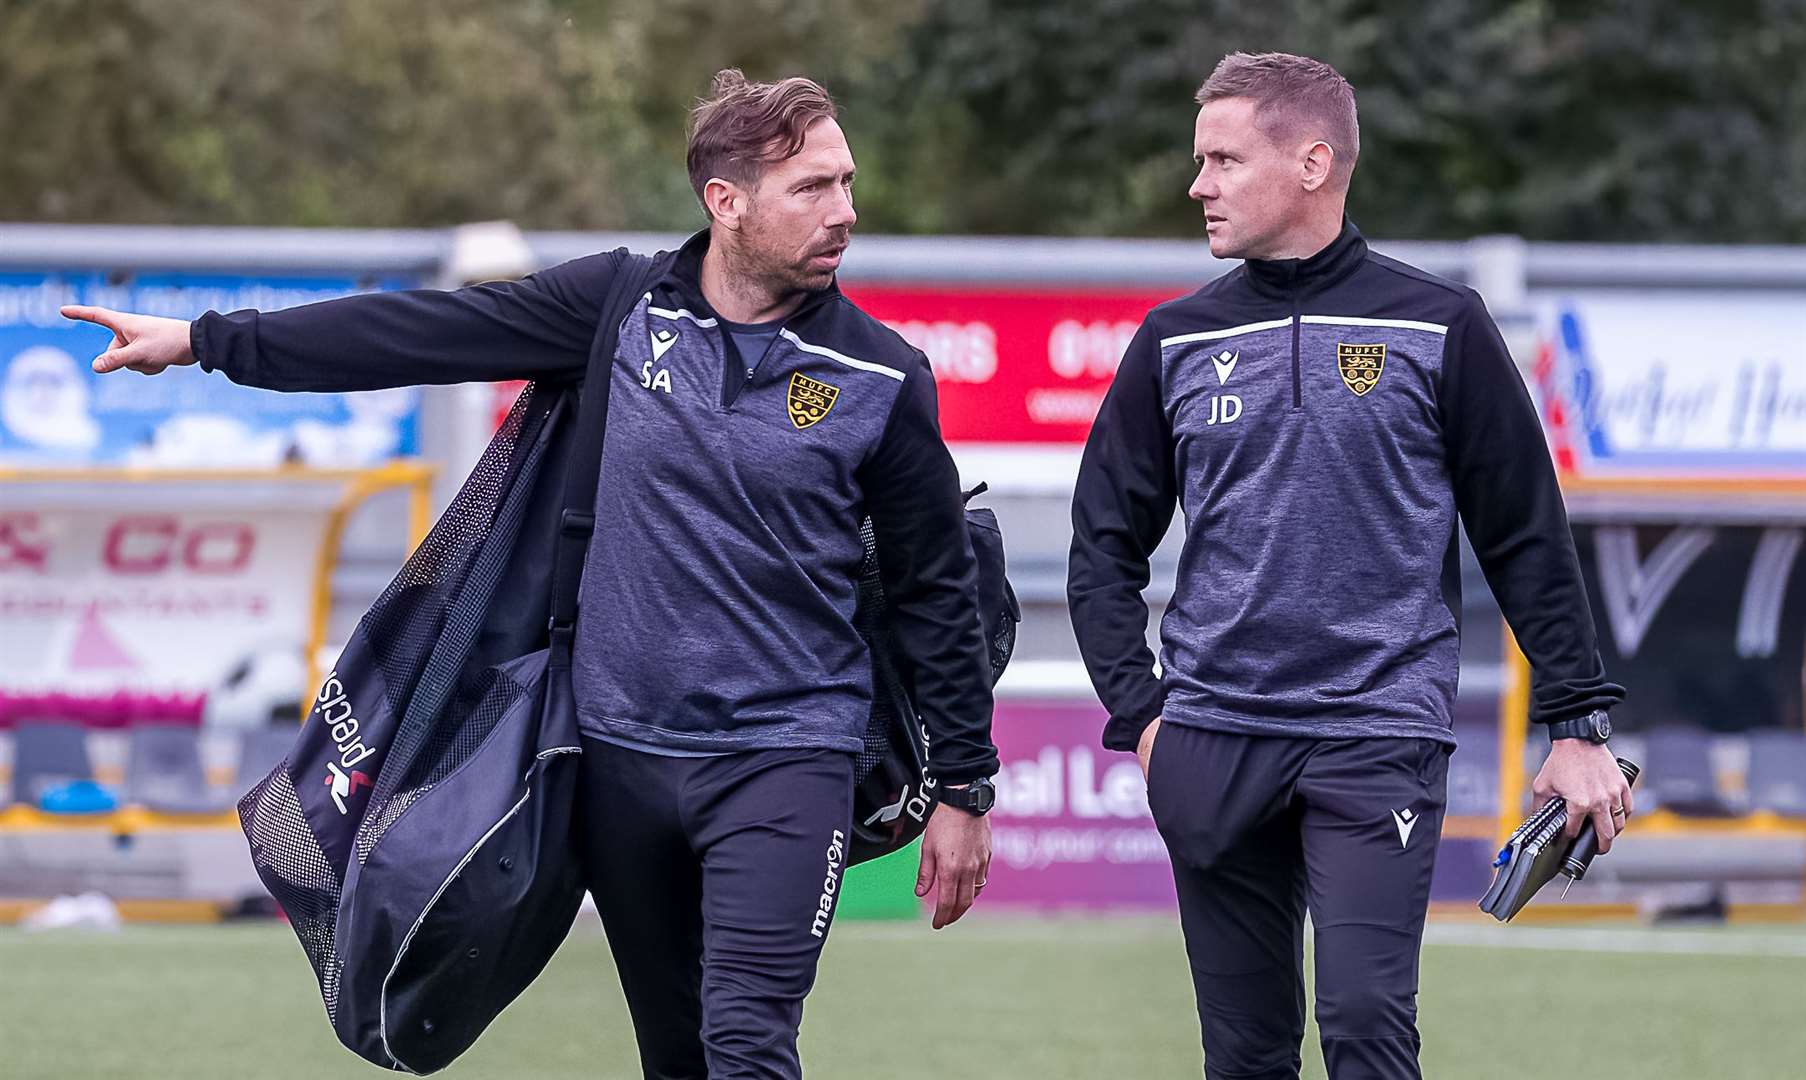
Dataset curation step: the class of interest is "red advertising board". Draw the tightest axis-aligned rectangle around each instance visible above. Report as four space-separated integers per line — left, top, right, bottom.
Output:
493 285 1183 442
843 285 1182 444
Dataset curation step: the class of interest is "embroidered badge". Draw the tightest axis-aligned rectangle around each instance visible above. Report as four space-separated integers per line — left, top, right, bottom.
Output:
1336 342 1386 396
787 372 841 429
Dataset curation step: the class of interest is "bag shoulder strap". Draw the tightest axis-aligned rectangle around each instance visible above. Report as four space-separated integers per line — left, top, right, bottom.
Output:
548 248 675 651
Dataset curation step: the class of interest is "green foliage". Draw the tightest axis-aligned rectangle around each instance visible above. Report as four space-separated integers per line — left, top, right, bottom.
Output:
3 0 1801 240
0 0 648 227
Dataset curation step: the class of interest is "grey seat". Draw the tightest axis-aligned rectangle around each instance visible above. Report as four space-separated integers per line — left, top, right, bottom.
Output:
233 725 300 797
9 721 95 806
126 724 226 813
1747 731 1806 818
1645 729 1734 816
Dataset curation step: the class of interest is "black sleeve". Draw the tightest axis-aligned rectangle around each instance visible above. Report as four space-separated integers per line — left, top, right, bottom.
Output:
857 359 999 782
1442 292 1626 725
1067 320 1178 752
190 252 621 392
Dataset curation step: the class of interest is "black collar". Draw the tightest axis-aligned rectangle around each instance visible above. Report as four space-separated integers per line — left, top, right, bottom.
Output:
662 229 842 322
1240 218 1368 299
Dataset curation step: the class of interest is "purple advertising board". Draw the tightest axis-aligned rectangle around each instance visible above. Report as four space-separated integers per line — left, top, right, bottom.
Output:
986 699 1503 910
986 699 1177 910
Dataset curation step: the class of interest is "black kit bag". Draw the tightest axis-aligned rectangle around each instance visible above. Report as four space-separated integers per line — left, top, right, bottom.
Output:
237 249 667 1074
847 483 1020 865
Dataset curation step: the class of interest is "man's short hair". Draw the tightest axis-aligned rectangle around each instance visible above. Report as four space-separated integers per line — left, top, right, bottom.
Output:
1197 52 1359 186
686 69 839 212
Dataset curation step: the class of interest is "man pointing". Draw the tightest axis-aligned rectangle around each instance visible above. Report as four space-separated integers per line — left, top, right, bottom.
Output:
68 69 998 1080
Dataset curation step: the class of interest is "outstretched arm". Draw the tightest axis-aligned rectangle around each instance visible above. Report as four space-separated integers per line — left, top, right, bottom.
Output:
63 251 622 391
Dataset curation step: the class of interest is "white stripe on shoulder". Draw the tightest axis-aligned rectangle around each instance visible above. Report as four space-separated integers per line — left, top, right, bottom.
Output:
1300 314 1448 335
778 328 906 382
647 299 718 328
1160 316 1295 349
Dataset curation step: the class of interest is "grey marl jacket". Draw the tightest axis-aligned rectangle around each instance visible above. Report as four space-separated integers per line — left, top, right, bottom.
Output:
1069 220 1624 751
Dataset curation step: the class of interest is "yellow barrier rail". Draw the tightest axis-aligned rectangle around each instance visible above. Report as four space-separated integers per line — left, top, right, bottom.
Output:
0 804 239 831
301 463 436 710
0 462 436 724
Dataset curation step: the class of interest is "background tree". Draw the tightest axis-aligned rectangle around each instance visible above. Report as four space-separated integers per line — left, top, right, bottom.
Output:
3 0 1801 241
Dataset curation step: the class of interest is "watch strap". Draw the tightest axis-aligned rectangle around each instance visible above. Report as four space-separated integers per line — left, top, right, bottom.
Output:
1549 711 1610 743
937 778 995 814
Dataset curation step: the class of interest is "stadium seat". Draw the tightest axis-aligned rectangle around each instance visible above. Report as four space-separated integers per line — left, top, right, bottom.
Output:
233 725 298 796
8 721 96 806
1644 729 1735 817
1747 731 1806 818
124 725 223 814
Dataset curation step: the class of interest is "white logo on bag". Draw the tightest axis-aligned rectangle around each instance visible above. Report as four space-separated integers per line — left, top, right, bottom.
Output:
1391 807 1418 848
863 777 938 829
862 720 938 830
314 672 377 815
810 829 846 939
864 790 907 827
324 761 371 815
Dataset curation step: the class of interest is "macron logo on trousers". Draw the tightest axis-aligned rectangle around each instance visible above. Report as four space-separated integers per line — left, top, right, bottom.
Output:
810 829 846 939
1391 807 1418 848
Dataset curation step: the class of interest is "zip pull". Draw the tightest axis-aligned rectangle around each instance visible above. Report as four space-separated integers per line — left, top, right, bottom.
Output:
1289 310 1302 409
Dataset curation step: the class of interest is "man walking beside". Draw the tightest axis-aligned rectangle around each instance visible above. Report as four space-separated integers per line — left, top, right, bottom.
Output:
1067 52 1631 1079
67 70 998 1080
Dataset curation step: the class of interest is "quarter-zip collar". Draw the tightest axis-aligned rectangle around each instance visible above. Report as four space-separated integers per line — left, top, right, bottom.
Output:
661 230 844 409
662 229 842 325
1240 218 1368 300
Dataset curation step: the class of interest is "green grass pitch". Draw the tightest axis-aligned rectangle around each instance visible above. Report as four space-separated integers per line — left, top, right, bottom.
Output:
3 917 1803 1078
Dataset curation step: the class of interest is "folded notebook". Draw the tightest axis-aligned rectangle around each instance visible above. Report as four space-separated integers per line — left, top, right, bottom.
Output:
1479 757 1640 922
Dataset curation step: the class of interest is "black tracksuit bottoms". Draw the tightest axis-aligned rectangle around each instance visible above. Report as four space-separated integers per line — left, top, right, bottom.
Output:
1145 724 1450 1080
577 736 855 1080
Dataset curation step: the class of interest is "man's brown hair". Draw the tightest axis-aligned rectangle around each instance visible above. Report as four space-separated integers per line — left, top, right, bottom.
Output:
687 69 839 212
1197 52 1359 186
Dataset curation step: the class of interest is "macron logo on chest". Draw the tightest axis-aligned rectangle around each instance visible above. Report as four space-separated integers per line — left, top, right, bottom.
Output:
651 326 678 363
644 327 677 393
641 301 722 396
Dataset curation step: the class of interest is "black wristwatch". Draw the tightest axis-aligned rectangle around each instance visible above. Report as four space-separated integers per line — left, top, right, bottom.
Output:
1548 710 1612 744
936 776 997 816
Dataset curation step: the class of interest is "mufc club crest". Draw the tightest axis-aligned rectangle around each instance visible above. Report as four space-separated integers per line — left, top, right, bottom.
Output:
787 372 840 429
1336 342 1386 396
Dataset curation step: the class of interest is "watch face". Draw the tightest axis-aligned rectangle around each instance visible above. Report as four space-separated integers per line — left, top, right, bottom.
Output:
1594 713 1612 741
972 783 996 812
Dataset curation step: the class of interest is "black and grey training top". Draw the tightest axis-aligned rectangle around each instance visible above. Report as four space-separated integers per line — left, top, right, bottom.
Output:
1068 220 1625 753
192 231 999 781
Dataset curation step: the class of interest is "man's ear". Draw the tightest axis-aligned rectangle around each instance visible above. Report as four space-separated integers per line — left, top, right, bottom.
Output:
1300 140 1335 193
702 177 746 229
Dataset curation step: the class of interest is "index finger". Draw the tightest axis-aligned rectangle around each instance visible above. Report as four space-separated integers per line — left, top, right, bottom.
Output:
60 305 124 332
